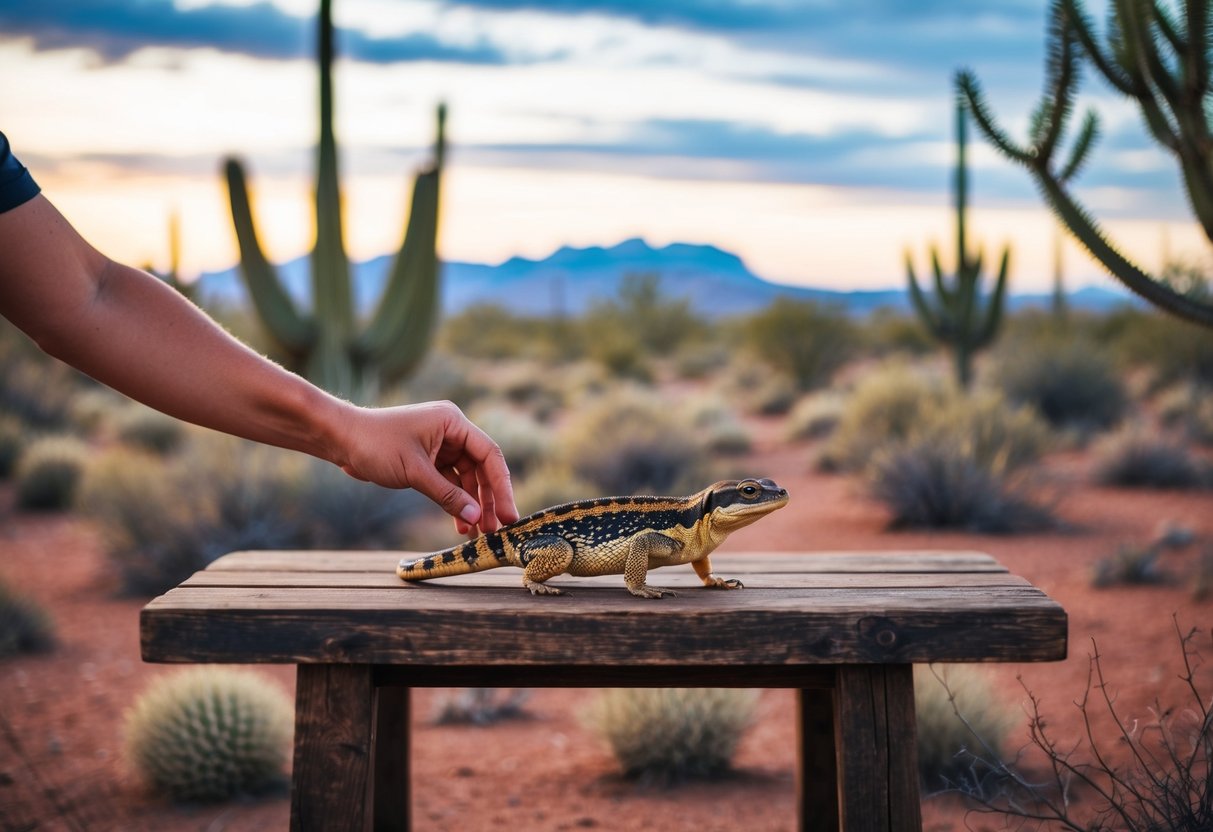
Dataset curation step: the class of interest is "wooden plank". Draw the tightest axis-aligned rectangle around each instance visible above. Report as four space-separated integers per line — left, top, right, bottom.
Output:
371 686 409 832
372 664 837 689
141 601 1067 665
290 665 374 832
834 665 922 832
181 570 1033 590
206 550 1005 574
147 582 1056 607
798 686 840 830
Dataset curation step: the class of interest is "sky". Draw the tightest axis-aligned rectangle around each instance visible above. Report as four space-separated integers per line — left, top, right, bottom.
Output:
0 0 1201 292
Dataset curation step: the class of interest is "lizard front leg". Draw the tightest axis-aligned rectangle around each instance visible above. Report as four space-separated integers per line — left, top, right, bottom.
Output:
519 535 575 596
692 556 744 590
625 533 681 599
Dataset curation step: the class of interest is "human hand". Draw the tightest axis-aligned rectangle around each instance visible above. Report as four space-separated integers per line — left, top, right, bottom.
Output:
332 400 519 535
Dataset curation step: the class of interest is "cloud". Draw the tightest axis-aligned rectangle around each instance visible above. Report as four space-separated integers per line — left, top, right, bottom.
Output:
0 0 512 65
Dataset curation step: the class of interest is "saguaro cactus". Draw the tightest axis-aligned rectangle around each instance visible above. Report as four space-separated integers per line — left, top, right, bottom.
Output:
906 97 1010 390
958 0 1213 329
224 0 443 399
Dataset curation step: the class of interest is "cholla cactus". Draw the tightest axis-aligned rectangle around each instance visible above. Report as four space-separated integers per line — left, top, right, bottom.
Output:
958 0 1213 329
587 688 757 782
124 667 292 802
14 435 90 510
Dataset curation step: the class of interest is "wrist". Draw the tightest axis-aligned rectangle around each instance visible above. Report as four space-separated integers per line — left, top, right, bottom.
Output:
297 384 357 468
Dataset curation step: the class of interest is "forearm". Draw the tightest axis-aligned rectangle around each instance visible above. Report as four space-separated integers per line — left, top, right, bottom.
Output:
0 195 350 464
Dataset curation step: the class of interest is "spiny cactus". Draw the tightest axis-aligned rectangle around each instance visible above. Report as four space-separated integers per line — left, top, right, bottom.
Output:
224 0 443 400
14 435 91 511
906 97 1009 390
145 211 194 302
124 667 292 802
958 0 1213 330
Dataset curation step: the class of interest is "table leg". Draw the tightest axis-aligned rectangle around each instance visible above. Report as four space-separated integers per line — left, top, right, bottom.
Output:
291 664 375 832
371 684 410 831
834 665 921 832
798 687 840 830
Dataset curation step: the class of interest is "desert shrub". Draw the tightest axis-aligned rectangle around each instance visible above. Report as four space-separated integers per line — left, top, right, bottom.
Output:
1108 308 1213 390
68 388 126 435
917 390 1051 474
1157 383 1213 446
868 436 1053 532
862 308 937 356
124 667 292 802
112 404 187 455
0 578 56 657
822 366 946 471
588 273 706 355
1093 431 1208 490
587 688 757 783
719 362 799 416
580 325 654 383
783 391 847 442
560 390 715 495
432 688 531 725
440 303 559 361
0 414 23 478
79 440 310 595
673 341 732 380
396 352 485 412
993 334 1127 433
14 435 91 510
915 666 1015 793
682 395 752 456
466 404 553 479
1091 543 1168 588
0 337 82 428
738 299 859 391
297 458 422 549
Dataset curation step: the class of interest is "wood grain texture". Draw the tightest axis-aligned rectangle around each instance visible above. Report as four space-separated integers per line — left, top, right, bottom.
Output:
290 665 374 832
141 553 1066 667
798 688 839 830
834 665 922 832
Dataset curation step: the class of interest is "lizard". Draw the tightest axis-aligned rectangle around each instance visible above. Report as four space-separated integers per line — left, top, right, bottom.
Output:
396 477 788 598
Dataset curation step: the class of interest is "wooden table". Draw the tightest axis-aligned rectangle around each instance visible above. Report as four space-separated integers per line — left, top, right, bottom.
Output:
140 550 1067 832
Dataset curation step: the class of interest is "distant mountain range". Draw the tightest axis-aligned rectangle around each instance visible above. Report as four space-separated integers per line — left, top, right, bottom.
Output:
194 237 1136 318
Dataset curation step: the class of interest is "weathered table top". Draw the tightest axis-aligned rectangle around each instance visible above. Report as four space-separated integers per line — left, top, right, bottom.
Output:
140 550 1067 670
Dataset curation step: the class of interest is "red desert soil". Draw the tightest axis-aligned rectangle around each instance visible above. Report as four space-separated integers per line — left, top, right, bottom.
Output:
2 418 1212 831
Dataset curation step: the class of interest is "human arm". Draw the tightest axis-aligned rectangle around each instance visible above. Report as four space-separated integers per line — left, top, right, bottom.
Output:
0 194 517 532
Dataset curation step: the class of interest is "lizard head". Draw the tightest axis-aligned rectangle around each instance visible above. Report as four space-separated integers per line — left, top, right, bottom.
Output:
702 478 789 534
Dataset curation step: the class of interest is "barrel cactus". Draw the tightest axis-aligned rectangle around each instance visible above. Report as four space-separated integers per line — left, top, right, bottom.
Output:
124 667 293 802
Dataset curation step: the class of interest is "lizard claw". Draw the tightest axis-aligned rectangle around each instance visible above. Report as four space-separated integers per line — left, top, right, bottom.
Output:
704 576 744 590
628 584 677 599
524 580 566 596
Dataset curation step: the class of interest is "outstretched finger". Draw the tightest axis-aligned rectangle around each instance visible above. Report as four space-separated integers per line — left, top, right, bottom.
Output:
409 457 482 530
461 424 518 524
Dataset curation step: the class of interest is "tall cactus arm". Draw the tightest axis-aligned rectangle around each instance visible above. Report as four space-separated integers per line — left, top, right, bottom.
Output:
356 105 446 379
1039 173 1213 326
975 248 1010 348
312 0 353 338
1061 0 1137 94
955 72 1034 165
357 168 441 384
906 253 945 336
223 158 315 357
1058 109 1100 182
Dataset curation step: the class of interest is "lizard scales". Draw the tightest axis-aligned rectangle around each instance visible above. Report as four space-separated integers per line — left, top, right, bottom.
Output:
397 478 788 598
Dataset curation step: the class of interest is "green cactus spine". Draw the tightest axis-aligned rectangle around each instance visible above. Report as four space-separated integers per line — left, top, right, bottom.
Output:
906 97 1009 390
224 0 443 399
124 667 292 802
958 0 1213 329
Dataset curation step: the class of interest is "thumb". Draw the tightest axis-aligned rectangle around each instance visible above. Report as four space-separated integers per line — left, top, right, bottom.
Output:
408 462 482 526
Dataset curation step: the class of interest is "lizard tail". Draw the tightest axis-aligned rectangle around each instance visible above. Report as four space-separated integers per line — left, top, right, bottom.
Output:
397 532 514 581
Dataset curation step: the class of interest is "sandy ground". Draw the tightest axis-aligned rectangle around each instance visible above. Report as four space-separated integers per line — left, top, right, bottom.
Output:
2 418 1212 831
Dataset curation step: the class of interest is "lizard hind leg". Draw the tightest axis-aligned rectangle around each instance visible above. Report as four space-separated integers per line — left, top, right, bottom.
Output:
692 556 744 590
519 535 576 596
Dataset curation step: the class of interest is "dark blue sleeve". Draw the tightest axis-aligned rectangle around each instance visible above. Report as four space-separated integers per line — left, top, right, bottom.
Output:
0 131 41 214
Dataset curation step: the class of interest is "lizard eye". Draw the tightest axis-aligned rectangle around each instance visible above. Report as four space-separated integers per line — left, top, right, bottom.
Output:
739 482 759 499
